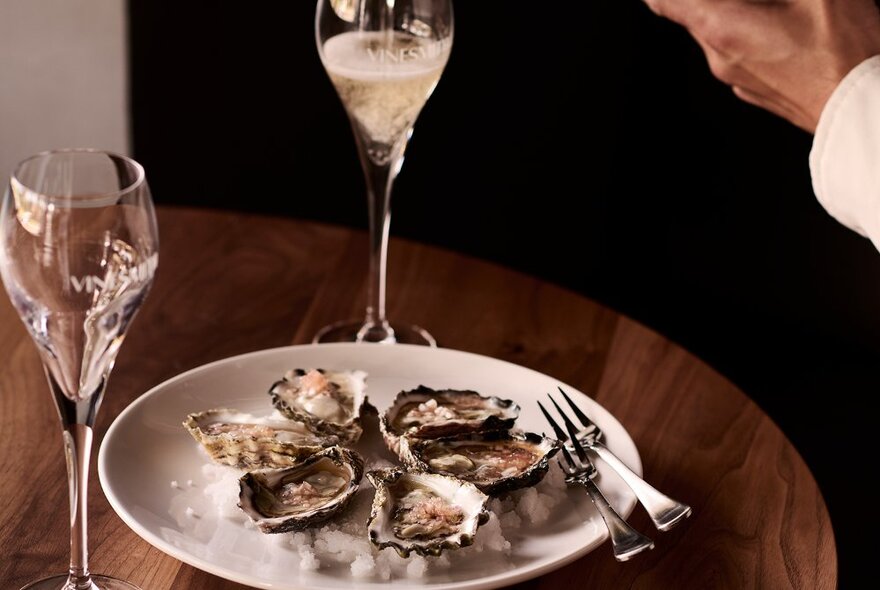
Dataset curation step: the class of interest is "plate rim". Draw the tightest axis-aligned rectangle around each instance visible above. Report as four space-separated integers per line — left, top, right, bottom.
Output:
98 342 641 590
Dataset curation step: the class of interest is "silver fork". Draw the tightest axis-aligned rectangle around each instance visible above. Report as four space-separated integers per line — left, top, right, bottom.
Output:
538 401 654 561
550 388 692 532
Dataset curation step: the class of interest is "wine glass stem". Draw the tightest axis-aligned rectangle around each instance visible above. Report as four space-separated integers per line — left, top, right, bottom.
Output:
48 370 106 589
64 424 94 588
359 145 403 342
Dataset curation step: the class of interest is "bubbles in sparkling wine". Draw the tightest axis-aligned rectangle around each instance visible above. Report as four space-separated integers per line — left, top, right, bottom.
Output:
322 31 450 164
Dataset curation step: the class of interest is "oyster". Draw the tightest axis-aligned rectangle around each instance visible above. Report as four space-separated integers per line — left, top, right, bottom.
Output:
380 386 520 456
400 431 559 495
183 408 336 468
238 446 364 534
269 369 369 444
366 468 490 557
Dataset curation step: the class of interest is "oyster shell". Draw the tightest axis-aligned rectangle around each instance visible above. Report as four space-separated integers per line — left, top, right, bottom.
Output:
238 446 364 534
269 369 369 444
400 431 559 495
380 386 520 456
183 408 336 468
366 468 490 557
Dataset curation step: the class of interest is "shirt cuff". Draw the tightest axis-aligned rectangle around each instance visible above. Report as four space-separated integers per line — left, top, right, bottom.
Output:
810 55 880 245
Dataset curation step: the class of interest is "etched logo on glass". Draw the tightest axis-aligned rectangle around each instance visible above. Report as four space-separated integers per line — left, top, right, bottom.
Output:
68 253 158 294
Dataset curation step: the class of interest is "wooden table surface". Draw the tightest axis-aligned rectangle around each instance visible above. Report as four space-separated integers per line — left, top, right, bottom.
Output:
0 207 836 589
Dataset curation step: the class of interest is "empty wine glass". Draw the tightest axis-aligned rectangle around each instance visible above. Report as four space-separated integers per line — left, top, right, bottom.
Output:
314 0 453 345
0 150 159 590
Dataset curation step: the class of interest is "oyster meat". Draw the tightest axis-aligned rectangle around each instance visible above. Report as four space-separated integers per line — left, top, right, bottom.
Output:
380 386 520 456
184 408 336 468
400 431 559 495
238 446 364 534
366 467 489 557
269 369 369 444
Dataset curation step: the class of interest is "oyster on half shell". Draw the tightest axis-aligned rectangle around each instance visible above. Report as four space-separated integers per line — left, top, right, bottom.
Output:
184 408 336 469
238 446 364 534
400 431 559 495
269 369 369 444
366 468 490 557
380 386 520 457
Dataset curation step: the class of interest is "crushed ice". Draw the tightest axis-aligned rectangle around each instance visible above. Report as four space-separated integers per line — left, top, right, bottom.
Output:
194 459 569 579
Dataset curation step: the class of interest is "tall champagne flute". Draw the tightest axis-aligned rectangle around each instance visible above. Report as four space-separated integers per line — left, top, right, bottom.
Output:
0 150 158 590
314 0 453 345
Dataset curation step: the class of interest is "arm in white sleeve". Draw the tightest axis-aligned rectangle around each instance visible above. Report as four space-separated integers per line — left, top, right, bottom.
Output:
810 55 880 250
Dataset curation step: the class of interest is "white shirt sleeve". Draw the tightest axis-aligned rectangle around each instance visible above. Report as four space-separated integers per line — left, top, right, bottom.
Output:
810 55 880 249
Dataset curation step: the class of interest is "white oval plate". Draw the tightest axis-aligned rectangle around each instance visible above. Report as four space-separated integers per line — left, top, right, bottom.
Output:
99 343 640 590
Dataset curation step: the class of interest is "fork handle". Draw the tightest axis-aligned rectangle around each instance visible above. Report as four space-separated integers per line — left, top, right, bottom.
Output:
588 440 692 532
578 476 654 561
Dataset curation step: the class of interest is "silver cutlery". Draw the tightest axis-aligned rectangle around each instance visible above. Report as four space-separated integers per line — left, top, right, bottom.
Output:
548 388 692 532
538 400 655 561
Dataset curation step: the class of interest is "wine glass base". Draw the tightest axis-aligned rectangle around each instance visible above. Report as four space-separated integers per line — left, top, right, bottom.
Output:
20 574 143 590
313 320 437 346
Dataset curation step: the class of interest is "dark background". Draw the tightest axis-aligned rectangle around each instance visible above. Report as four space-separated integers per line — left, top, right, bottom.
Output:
130 1 879 584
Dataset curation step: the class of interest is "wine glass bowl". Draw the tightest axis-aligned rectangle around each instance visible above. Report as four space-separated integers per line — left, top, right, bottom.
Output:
0 150 158 590
314 0 453 346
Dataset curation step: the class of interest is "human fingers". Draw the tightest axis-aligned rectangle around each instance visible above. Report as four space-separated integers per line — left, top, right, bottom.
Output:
646 0 789 60
697 2 792 62
694 36 756 89
642 0 706 28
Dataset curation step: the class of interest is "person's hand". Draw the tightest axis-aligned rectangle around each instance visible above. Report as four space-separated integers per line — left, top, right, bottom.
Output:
643 0 880 132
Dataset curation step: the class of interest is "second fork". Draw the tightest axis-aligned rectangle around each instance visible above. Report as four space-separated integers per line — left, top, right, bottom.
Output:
539 401 655 561
551 388 692 532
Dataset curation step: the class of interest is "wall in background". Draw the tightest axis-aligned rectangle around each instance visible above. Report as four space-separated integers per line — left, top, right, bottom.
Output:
0 0 128 178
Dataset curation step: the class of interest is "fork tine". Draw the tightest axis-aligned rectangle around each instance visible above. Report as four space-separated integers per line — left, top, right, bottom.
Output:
538 401 577 472
563 416 591 463
537 401 568 442
548 395 580 441
558 386 594 428
549 395 590 463
559 444 577 471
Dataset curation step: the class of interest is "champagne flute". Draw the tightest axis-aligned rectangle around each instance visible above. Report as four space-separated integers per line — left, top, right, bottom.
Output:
314 0 453 345
0 150 159 590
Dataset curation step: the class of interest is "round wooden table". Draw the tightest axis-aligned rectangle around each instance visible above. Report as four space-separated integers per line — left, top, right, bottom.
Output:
0 207 836 588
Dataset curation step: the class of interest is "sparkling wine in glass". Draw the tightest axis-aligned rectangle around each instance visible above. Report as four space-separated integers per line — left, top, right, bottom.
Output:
0 150 159 590
314 0 453 345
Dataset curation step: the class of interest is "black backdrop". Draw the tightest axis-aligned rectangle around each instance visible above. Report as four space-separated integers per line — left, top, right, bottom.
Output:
130 1 878 583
